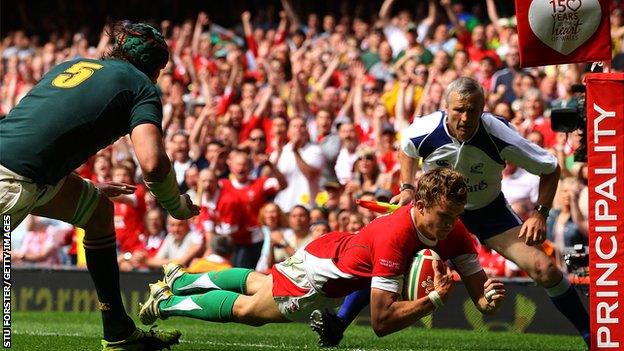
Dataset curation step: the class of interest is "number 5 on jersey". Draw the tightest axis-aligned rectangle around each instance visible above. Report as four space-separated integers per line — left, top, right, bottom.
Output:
52 61 103 88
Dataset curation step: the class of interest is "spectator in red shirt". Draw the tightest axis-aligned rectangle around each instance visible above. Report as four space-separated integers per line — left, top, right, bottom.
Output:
245 128 270 178
110 164 146 271
139 209 168 258
477 56 497 93
195 168 257 268
222 149 286 220
466 25 501 69
523 88 556 147
118 209 167 271
220 149 288 264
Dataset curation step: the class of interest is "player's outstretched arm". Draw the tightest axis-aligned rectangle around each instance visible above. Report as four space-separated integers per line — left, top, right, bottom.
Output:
131 123 200 219
462 270 506 315
370 261 454 337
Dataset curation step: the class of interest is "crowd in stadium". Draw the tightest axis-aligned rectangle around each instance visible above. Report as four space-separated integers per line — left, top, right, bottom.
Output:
4 0 624 277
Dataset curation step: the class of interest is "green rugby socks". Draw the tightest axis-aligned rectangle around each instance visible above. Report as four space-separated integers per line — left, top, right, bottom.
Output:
158 268 253 322
171 268 253 295
158 290 239 322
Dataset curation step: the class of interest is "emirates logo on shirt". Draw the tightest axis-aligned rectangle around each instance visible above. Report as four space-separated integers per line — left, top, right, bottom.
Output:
465 178 489 192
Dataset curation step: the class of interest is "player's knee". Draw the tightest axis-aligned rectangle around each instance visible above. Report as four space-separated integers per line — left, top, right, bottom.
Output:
70 179 114 236
234 304 266 327
532 257 559 286
245 272 266 295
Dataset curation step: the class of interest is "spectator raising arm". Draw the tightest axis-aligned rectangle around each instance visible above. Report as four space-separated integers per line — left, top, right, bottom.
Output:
337 87 354 119
290 54 308 117
181 53 198 88
215 58 240 116
190 102 216 154
192 12 210 57
274 11 289 46
485 0 504 36
313 52 341 94
351 61 367 127
173 25 190 60
241 11 258 58
253 85 274 119
293 142 321 181
240 87 274 142
420 0 438 34
281 0 301 32
379 0 397 25
441 0 459 27
260 159 288 191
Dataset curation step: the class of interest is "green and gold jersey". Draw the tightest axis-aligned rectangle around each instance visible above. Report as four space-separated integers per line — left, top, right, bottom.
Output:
0 58 162 185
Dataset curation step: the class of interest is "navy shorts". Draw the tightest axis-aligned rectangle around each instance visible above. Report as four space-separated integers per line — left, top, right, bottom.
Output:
460 193 522 242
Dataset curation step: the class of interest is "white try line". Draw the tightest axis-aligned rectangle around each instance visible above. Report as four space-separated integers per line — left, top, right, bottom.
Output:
13 330 393 350
14 331 83 337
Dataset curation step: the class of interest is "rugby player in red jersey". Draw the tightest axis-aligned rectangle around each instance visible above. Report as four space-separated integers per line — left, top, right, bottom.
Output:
139 168 505 338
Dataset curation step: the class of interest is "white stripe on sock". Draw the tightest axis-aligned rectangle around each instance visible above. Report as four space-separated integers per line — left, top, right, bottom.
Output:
178 274 220 291
162 297 202 312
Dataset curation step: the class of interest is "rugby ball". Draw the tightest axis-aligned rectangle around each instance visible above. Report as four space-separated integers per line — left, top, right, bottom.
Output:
404 249 441 301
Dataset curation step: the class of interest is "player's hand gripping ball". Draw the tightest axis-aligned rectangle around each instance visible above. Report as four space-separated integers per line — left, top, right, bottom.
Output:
404 249 441 301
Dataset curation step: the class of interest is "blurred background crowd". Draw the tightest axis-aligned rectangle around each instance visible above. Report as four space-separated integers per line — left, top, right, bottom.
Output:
4 0 624 279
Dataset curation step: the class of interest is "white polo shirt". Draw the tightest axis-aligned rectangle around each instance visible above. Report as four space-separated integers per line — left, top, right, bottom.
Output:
400 111 557 210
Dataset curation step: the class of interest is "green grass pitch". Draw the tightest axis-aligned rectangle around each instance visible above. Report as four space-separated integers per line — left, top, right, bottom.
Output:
12 311 586 350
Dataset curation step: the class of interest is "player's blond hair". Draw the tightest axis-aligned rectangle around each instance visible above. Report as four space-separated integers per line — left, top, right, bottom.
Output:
415 168 468 208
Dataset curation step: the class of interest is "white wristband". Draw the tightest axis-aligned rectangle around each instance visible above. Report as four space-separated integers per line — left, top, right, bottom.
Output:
145 168 182 213
428 291 444 309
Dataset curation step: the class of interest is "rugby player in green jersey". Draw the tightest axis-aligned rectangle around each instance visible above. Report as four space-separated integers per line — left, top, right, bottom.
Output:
0 21 199 350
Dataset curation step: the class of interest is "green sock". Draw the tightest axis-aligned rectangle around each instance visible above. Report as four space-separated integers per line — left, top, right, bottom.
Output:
172 268 253 295
159 290 239 322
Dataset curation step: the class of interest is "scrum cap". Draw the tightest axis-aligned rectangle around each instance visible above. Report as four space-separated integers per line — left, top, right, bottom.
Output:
113 22 169 77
